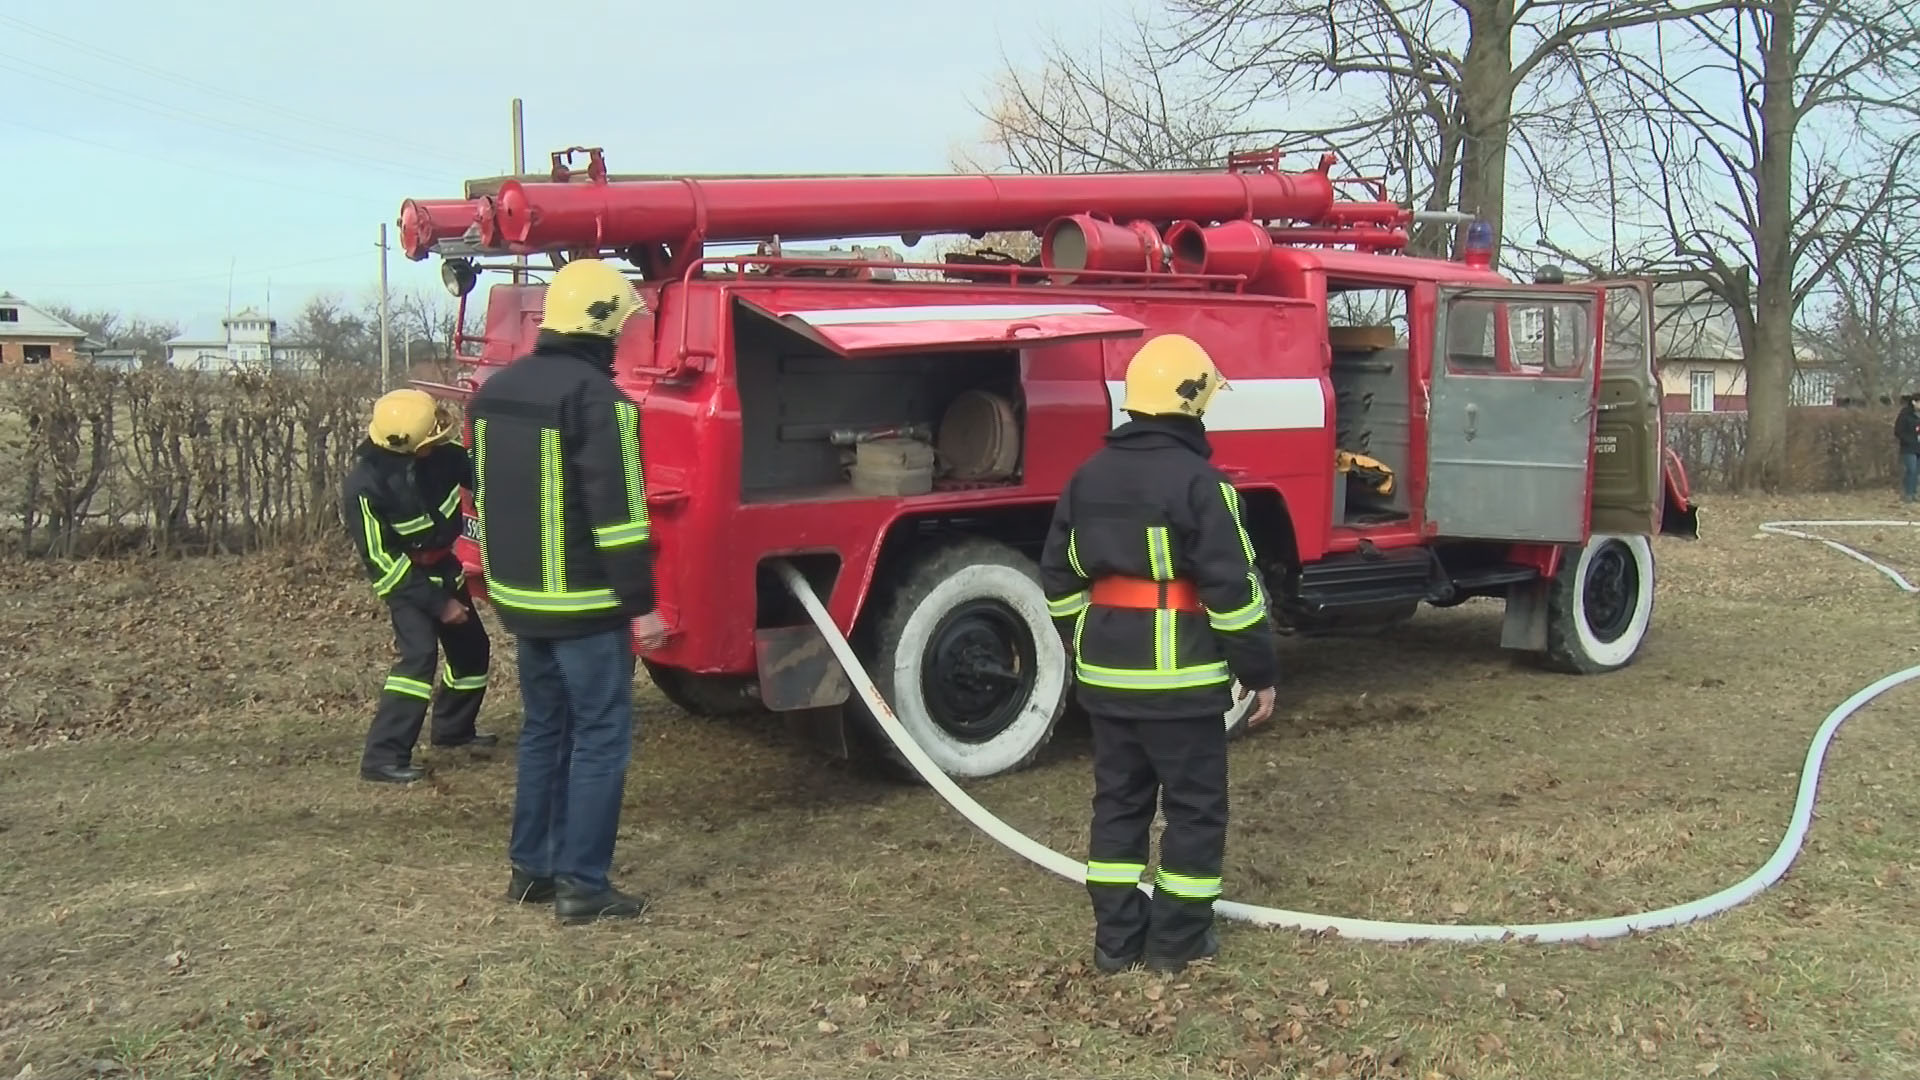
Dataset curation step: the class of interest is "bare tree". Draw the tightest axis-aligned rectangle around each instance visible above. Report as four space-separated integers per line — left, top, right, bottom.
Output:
957 19 1267 177
1155 0 1742 259
387 287 478 369
1532 1 1920 488
44 305 180 369
292 295 375 370
955 13 1449 258
1800 205 1920 404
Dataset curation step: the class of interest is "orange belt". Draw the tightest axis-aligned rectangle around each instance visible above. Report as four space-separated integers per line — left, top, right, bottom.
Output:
1090 576 1201 612
409 546 454 565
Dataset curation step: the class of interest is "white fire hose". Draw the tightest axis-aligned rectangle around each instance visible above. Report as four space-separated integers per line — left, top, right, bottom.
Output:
771 517 1919 944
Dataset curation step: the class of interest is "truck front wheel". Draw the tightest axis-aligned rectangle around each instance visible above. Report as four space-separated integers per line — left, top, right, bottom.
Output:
1539 533 1656 674
855 538 1069 781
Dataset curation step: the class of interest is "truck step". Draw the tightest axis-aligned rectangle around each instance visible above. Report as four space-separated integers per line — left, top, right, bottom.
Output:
1443 565 1539 591
1293 550 1433 612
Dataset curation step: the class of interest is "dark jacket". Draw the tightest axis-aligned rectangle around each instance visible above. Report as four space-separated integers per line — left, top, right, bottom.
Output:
1038 416 1281 720
1896 405 1919 453
341 438 470 616
466 331 656 640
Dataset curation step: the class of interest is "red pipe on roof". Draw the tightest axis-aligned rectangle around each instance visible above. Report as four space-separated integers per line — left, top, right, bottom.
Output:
391 168 1405 261
398 198 482 258
488 170 1352 254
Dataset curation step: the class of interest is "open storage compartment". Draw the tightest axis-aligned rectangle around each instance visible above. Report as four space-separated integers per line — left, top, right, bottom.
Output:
732 297 1145 501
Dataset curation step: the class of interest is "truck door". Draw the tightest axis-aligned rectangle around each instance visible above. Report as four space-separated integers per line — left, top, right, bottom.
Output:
1587 279 1661 534
1426 285 1603 543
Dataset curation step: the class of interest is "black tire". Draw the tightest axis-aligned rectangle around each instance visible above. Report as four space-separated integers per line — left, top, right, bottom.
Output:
852 538 1069 782
1537 533 1656 674
641 658 764 718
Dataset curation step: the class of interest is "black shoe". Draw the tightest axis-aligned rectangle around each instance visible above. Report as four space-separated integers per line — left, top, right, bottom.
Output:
1094 947 1141 974
433 732 499 750
553 878 649 925
361 763 425 784
1144 927 1220 975
506 868 555 904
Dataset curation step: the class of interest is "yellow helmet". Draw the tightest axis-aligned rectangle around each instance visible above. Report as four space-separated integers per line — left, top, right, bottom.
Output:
1120 333 1230 418
369 388 453 454
538 258 644 337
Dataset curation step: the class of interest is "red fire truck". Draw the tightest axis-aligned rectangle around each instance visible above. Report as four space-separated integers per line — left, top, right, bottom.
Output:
398 146 1699 782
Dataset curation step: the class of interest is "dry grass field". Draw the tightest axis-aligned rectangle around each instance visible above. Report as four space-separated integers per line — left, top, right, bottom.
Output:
3 492 1918 1079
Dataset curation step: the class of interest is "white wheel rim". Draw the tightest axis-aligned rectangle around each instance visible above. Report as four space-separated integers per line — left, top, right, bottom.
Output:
1571 533 1655 668
887 563 1067 778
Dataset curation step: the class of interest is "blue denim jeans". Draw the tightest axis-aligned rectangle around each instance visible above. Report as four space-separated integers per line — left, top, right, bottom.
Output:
507 627 636 892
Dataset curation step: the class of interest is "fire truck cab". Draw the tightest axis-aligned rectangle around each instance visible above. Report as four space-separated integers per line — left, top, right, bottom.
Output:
400 147 1699 782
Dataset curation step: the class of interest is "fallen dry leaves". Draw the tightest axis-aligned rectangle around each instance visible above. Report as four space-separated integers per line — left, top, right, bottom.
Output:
5 494 1920 1078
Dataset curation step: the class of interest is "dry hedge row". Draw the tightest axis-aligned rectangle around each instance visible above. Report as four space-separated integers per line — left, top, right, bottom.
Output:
1663 407 1900 493
0 365 384 557
0 366 1903 559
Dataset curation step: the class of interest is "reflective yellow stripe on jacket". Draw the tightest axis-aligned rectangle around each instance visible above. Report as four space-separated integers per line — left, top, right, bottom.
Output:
480 418 625 616
1068 493 1253 693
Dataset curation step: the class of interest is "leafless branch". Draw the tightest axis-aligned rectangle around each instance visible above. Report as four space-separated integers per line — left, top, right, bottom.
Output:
1538 0 1920 487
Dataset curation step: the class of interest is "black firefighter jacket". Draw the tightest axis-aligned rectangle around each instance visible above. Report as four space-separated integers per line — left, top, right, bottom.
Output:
341 438 470 617
466 331 657 640
1039 416 1282 720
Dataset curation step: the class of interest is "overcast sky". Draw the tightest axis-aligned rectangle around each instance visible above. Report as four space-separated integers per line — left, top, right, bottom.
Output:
1 0 1122 334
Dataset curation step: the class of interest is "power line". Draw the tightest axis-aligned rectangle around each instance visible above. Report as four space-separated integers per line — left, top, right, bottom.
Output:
0 116 387 204
34 253 376 290
0 51 454 185
0 12 479 168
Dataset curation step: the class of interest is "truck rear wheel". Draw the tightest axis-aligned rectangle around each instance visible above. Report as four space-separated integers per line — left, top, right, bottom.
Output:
1539 533 1656 674
642 659 763 718
855 538 1068 781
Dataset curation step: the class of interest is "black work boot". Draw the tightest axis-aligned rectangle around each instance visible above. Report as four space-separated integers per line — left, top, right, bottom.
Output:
361 763 425 784
1144 926 1220 975
433 732 499 750
506 868 555 904
1094 947 1141 974
553 877 649 925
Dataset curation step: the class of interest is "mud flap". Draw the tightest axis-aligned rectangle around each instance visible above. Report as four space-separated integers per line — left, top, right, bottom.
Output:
1501 578 1550 652
782 706 852 759
755 625 855 758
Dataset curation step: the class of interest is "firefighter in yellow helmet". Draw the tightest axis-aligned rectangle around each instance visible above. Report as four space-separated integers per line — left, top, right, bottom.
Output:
342 387 494 784
466 257 662 924
1039 332 1281 975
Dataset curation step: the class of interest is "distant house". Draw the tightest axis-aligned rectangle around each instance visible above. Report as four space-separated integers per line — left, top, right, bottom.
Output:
0 292 88 368
1649 283 1837 413
164 307 321 374
79 339 146 371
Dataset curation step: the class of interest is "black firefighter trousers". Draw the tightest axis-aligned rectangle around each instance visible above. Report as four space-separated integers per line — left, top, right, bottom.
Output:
362 575 491 770
1086 712 1228 965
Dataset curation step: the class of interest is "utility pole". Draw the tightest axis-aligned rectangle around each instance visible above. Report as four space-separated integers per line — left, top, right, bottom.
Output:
511 97 528 285
378 222 392 389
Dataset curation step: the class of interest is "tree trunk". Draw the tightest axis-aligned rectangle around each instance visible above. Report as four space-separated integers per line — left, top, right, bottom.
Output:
1409 124 1466 257
1743 0 1799 490
1455 0 1517 263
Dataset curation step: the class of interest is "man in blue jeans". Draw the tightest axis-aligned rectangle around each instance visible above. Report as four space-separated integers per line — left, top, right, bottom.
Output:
1896 395 1920 503
466 259 666 924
